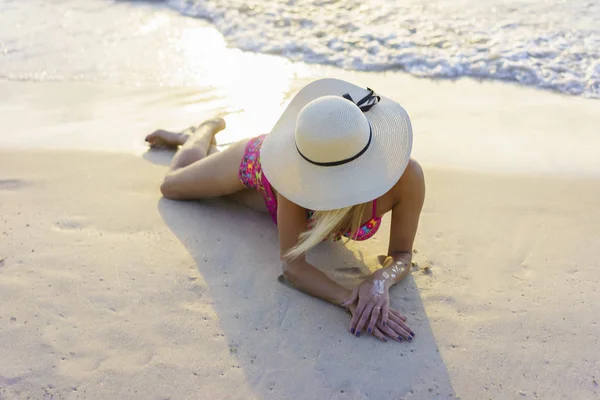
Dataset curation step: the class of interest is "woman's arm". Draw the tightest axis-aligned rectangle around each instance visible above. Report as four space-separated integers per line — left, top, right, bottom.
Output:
374 159 426 286
277 194 351 305
343 160 425 335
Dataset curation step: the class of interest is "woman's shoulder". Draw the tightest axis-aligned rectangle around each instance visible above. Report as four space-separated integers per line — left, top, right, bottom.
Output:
387 159 425 203
401 159 425 184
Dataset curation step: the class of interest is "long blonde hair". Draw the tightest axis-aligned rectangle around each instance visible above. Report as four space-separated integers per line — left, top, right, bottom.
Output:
284 202 369 260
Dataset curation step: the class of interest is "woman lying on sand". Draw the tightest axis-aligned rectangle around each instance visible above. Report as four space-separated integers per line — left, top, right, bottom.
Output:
146 79 425 343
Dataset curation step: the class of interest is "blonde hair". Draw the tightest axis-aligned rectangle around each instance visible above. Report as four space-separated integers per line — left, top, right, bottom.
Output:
284 202 369 260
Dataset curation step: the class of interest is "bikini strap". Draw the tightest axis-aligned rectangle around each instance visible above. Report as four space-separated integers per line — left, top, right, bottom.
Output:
371 199 378 218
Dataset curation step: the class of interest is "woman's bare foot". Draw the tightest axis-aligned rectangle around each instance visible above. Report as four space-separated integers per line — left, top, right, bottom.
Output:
145 118 226 150
145 130 189 149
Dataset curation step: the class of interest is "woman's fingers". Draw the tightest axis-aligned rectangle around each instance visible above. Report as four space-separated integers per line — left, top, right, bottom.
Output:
367 303 382 334
386 312 404 326
389 309 409 323
349 299 367 334
377 323 404 343
400 321 415 338
381 302 390 327
371 327 388 343
388 312 414 337
355 302 375 336
388 312 414 336
388 313 408 329
385 319 413 340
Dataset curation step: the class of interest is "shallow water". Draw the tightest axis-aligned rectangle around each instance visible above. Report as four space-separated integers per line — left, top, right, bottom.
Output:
169 0 600 97
1 0 599 98
0 0 303 87
0 0 318 141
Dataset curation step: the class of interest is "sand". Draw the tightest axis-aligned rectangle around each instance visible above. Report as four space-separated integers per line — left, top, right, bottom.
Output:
2 68 600 399
2 153 600 399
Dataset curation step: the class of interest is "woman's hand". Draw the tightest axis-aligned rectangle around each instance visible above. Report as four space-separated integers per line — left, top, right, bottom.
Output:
341 277 391 336
374 307 414 342
346 302 413 342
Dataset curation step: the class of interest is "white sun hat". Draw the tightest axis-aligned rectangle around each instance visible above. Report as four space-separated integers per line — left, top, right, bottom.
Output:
260 78 413 211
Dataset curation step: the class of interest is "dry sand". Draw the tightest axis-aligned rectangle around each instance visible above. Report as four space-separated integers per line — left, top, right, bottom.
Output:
1 71 600 399
2 150 599 399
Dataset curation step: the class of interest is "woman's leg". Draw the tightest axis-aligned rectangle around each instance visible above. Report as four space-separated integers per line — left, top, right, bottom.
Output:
146 118 249 200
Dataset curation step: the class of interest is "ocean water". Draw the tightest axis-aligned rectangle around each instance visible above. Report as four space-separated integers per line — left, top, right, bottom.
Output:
167 0 600 98
0 0 598 98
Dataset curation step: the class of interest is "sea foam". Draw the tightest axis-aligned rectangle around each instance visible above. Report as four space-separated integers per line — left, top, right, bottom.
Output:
167 0 600 98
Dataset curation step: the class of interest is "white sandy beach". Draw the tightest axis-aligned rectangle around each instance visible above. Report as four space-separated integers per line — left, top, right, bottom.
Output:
2 1 600 398
2 71 600 399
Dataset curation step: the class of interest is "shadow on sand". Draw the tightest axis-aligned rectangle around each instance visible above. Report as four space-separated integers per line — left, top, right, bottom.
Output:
158 196 456 399
142 149 175 167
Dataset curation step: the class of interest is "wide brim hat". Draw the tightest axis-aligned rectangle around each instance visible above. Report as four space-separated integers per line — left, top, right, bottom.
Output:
260 78 412 211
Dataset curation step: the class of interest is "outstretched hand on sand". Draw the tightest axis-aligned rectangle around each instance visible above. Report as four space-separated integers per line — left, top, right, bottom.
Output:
342 256 414 342
345 302 411 343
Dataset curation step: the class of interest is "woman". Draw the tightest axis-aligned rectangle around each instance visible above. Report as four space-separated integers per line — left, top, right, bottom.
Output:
146 79 425 343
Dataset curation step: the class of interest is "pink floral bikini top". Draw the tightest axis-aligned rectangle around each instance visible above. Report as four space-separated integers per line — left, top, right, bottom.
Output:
259 167 382 241
263 183 382 241
307 200 382 241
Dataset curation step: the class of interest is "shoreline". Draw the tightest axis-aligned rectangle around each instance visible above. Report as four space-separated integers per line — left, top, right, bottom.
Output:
2 65 599 178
